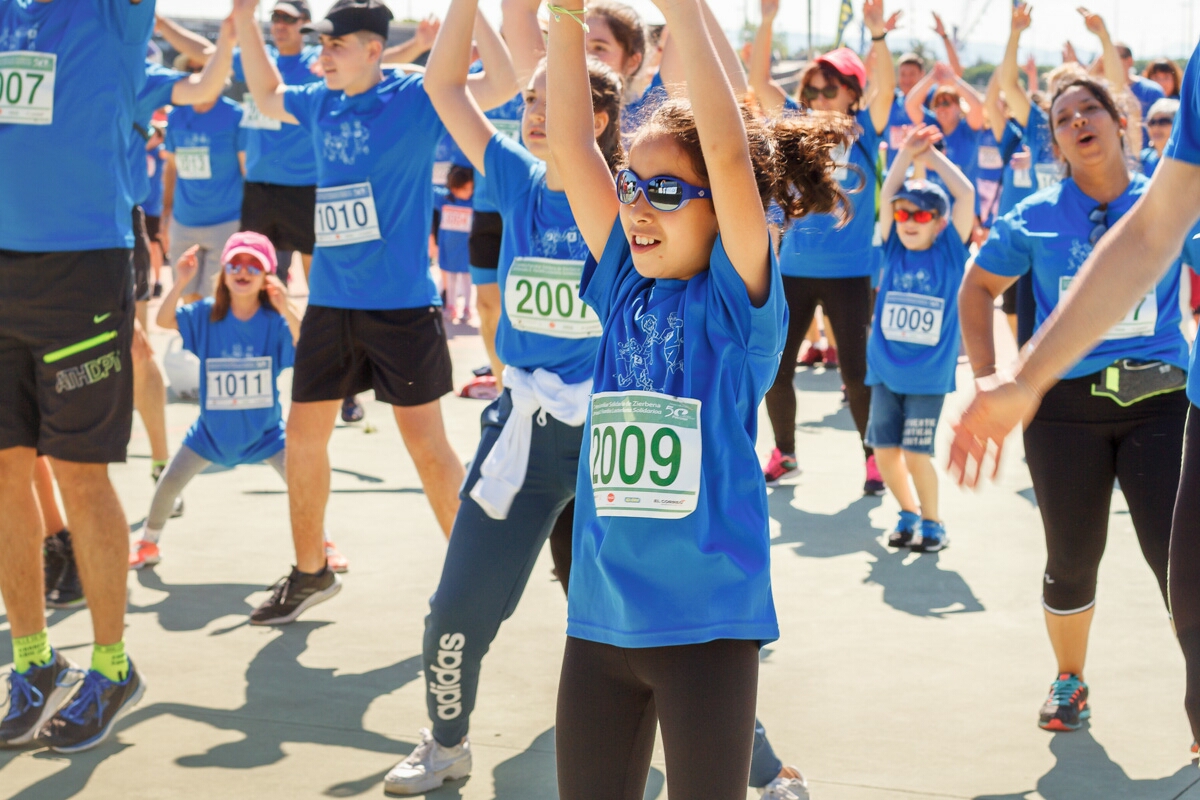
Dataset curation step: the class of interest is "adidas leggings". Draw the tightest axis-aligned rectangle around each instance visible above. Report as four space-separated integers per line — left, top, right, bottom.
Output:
556 636 760 800
146 445 286 531
1169 405 1200 744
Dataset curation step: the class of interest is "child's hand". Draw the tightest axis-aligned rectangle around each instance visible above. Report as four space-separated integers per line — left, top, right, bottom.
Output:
174 245 200 286
1076 7 1107 38
931 61 956 83
264 274 288 313
415 15 441 50
1012 3 1032 34
862 0 885 37
902 124 942 159
760 0 780 23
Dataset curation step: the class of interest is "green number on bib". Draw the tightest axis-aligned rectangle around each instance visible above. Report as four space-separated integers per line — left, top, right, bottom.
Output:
619 426 645 485
600 426 618 484
535 281 553 316
555 282 574 318
649 428 681 486
515 279 534 314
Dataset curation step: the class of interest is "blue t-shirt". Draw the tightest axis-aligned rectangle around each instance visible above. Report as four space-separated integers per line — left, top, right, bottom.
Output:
484 134 599 383
999 104 1060 216
233 45 322 186
473 91 524 216
0 0 154 251
622 71 666 136
1141 147 1162 176
923 108 983 194
569 221 786 648
284 70 446 310
165 98 247 227
434 186 472 274
778 107 882 279
144 144 165 217
885 90 912 166
176 299 295 467
1165 40 1200 166
1130 75 1166 117
131 62 185 207
976 174 1188 380
867 227 969 395
976 122 1022 225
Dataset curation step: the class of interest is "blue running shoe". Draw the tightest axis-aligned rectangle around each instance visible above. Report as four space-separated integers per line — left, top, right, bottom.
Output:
0 651 80 747
887 510 921 548
911 519 949 552
38 660 145 753
1039 672 1090 731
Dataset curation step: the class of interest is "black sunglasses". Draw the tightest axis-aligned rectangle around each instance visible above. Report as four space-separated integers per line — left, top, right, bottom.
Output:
1088 204 1108 247
801 84 840 101
1147 117 1174 127
615 169 711 212
271 11 301 23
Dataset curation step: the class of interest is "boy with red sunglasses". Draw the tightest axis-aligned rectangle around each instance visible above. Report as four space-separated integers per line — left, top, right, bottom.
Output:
865 125 975 552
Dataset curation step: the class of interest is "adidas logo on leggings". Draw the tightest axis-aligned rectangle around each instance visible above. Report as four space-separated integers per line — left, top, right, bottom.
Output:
430 633 465 720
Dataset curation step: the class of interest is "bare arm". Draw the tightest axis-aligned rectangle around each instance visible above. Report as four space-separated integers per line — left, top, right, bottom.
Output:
879 125 943 242
747 0 788 116
947 69 986 130
997 3 1033 126
424 0 498 174
499 0 545 89
156 13 214 63
959 261 1018 377
905 69 936 124
699 0 747 95
265 276 302 344
156 246 199 330
1078 8 1127 93
161 152 176 225
464 10 520 111
932 12 963 78
864 0 895 134
170 16 235 107
923 144 976 241
230 0 298 125
382 15 439 65
983 72 1007 140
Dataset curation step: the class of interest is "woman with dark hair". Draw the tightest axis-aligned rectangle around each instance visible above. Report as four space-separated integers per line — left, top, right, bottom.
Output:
749 0 897 494
957 75 1190 734
1145 58 1184 99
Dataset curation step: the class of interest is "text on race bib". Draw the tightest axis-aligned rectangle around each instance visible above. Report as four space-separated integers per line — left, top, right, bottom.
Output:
504 258 601 339
881 292 944 346
1035 163 1062 190
206 357 273 410
432 161 451 187
440 204 473 233
175 147 213 180
493 119 521 142
1012 167 1033 189
314 182 381 247
0 52 55 125
977 145 1004 170
241 93 282 131
1059 276 1157 340
590 391 702 519
889 124 912 151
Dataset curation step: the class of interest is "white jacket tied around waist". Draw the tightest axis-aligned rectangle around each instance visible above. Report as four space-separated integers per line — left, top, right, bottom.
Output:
468 366 593 520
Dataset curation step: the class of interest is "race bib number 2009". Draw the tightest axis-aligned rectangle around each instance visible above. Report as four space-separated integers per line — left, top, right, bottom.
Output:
590 391 702 519
0 52 55 125
206 357 273 410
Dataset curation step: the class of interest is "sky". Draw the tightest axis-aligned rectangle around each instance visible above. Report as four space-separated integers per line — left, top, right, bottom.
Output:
158 0 1198 60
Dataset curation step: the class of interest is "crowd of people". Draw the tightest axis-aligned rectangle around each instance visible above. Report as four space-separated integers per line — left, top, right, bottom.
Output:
1 0 1199 797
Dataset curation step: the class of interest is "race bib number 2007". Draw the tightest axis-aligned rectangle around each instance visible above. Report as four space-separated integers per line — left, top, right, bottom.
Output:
0 52 55 125
590 391 702 519
504 257 600 338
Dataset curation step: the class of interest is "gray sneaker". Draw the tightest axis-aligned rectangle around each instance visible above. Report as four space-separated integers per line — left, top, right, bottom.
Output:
759 771 811 800
249 566 341 626
384 728 472 795
0 651 81 747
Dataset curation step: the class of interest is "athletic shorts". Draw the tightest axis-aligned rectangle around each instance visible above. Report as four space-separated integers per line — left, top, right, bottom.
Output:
169 217 241 298
468 210 502 286
1001 283 1018 315
0 248 134 463
145 213 162 247
241 182 317 255
864 382 945 456
132 205 152 302
292 305 453 407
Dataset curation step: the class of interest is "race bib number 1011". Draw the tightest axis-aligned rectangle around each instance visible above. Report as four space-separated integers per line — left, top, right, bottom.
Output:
206 357 273 410
0 52 55 125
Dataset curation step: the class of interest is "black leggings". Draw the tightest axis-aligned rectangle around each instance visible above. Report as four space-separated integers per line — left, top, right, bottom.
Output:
765 275 873 456
1023 375 1186 614
549 499 573 595
1170 405 1200 743
556 637 759 800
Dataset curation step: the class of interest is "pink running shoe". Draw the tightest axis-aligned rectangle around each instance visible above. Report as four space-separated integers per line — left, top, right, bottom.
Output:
864 454 885 496
763 448 800 486
129 539 161 570
325 541 350 574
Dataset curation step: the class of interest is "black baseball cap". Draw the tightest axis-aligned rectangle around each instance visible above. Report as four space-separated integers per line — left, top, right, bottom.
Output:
272 0 311 20
302 0 393 39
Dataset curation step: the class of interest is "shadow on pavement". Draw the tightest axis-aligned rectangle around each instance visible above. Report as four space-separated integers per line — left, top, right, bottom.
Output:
769 486 984 618
129 569 264 632
973 726 1200 800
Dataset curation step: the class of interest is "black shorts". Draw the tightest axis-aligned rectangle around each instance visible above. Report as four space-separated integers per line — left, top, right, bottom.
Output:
0 248 135 463
468 210 502 270
1001 282 1018 315
292 305 453 407
241 182 317 255
132 205 152 302
145 213 162 248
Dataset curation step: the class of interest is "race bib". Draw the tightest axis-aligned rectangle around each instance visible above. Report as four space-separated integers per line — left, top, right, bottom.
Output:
881 292 944 346
590 391 702 519
504 257 600 338
977 145 1003 171
493 119 521 142
889 124 912 151
175 146 212 180
432 161 451 187
0 52 56 125
1012 167 1033 189
831 142 850 183
1035 163 1062 190
1059 276 1157 340
241 93 282 130
206 357 273 410
440 204 473 233
315 182 381 246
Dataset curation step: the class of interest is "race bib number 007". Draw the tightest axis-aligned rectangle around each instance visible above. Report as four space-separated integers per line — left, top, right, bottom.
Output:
590 391 702 519
0 52 55 125
315 182 381 246
206 357 273 410
504 257 600 338
880 292 944 346
1060 276 1156 340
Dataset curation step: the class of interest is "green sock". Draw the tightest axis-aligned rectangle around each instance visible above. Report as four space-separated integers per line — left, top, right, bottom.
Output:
91 641 129 683
13 630 53 674
151 460 168 480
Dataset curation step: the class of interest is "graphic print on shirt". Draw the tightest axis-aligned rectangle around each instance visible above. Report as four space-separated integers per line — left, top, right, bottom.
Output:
615 312 684 392
323 120 370 165
0 24 38 50
535 227 589 260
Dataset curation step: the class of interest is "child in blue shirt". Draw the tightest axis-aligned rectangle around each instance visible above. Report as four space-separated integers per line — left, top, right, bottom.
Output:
866 126 975 552
433 164 475 324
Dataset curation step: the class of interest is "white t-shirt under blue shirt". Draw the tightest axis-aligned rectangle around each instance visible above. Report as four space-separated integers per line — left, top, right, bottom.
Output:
569 221 786 648
0 0 154 252
284 70 446 310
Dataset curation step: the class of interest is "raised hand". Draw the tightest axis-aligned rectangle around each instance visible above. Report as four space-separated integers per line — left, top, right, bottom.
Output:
264 274 289 313
760 0 780 24
174 245 200 286
931 11 948 37
931 61 956 83
902 123 943 159
1012 2 1032 33
1076 6 1107 38
863 0 885 37
1062 40 1079 63
219 13 237 44
416 15 442 49
884 10 902 33
231 0 258 18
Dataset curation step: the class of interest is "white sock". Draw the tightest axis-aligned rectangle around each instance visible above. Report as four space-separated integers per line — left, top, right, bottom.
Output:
143 526 164 544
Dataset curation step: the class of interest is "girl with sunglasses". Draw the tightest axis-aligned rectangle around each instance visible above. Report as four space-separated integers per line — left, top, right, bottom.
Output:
958 77 1189 734
546 0 851 793
130 232 330 573
749 0 897 494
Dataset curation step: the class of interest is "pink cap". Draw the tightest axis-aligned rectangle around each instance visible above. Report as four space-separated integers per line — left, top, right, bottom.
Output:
816 47 867 89
221 231 277 274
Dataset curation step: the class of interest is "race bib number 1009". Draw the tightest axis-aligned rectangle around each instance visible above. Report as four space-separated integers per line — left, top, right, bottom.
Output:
590 391 702 519
0 52 55 125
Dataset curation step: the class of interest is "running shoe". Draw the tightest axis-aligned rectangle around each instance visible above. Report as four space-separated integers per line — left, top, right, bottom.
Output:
797 343 824 367
887 510 921 548
46 532 86 609
341 396 365 423
763 448 800 486
911 519 949 552
129 539 161 570
384 728 472 795
43 530 68 597
249 566 341 626
151 464 184 519
823 346 839 368
0 650 80 747
152 282 163 299
1038 672 1090 731
759 770 810 800
38 660 145 753
458 374 499 400
325 541 349 574
863 455 885 496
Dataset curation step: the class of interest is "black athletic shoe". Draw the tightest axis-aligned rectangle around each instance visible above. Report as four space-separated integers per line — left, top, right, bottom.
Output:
46 532 86 609
152 282 163 298
43 530 68 597
249 566 342 626
0 650 81 747
38 661 145 753
341 396 365 423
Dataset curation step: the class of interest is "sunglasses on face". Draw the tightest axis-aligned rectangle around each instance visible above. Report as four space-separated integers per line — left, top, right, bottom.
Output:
271 12 301 23
224 261 265 276
801 84 840 101
1147 117 1174 128
1088 204 1109 247
615 169 711 212
893 208 936 224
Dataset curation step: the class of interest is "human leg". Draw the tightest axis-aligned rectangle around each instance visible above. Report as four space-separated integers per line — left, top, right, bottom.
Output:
549 498 574 596
764 277 819 456
142 445 211 540
1171 405 1200 744
131 319 170 465
474 282 503 388
822 276 874 456
0 447 46 641
285 400 340 573
34 455 67 536
394 401 464 539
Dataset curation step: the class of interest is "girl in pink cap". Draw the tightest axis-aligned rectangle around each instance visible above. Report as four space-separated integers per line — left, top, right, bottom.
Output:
131 232 346 576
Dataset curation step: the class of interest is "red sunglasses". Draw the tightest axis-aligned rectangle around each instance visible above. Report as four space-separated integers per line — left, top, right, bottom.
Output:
894 208 936 224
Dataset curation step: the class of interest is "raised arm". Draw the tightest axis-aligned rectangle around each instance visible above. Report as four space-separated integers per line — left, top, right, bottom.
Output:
465 10 520 111
997 3 1033 126
156 14 215 64
878 124 942 242
382 15 439 65
940 64 986 130
922 140 976 241
932 12 963 78
156 246 199 330
905 68 936 124
230 0 298 125
545 0 620 259
700 0 747 95
864 0 895 134
500 0 545 89
983 72 1007 140
424 0 498 173
747 0 788 116
1024 55 1040 95
171 15 236 107
1078 8 1126 95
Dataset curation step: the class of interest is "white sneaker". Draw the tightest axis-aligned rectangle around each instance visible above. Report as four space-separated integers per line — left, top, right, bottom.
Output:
384 728 472 795
759 770 811 800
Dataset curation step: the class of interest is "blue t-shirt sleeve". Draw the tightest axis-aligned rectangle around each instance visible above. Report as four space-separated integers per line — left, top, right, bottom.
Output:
141 66 186 116
175 302 202 356
99 0 156 44
705 236 786 357
580 218 629 324
975 208 1033 278
1000 121 1023 161
483 134 540 211
1166 41 1200 165
282 82 324 131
